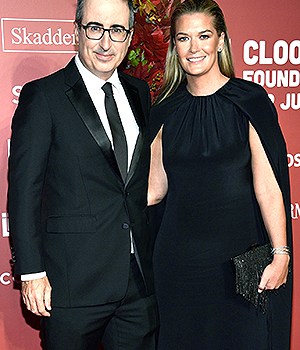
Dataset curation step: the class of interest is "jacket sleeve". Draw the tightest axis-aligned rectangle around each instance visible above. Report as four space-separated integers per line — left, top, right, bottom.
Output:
8 81 52 275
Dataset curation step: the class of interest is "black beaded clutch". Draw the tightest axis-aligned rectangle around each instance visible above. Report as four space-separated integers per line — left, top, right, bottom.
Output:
232 243 272 313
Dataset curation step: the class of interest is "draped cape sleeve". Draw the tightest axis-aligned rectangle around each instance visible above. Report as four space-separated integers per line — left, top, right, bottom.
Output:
220 79 293 350
218 78 292 247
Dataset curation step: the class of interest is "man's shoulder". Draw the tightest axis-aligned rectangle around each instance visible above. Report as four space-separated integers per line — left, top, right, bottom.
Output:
118 70 149 90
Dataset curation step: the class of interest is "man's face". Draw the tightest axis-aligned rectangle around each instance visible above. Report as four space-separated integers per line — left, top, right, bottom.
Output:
75 0 133 80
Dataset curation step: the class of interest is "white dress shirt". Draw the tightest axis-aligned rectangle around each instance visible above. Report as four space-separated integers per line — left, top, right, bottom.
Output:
21 55 139 281
75 54 139 170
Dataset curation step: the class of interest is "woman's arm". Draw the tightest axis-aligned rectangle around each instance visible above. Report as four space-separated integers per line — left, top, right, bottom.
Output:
147 127 168 205
249 123 290 292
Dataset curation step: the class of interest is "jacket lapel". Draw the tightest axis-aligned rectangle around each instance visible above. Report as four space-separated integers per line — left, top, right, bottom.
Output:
119 74 146 186
64 59 122 180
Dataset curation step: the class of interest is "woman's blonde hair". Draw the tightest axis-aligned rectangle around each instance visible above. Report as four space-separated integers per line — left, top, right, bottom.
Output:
156 0 235 103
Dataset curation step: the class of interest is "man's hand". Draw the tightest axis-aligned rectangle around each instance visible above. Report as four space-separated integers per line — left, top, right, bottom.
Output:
21 276 52 317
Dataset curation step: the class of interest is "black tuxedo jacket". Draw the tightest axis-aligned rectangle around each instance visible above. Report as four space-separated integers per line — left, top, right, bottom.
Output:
8 58 154 307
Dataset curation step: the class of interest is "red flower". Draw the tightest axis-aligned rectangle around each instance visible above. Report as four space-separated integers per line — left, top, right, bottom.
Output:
122 0 178 101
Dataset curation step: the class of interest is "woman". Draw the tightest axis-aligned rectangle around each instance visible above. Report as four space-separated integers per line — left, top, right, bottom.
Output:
148 0 292 349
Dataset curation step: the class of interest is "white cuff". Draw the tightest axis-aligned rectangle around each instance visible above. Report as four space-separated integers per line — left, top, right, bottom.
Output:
21 271 47 281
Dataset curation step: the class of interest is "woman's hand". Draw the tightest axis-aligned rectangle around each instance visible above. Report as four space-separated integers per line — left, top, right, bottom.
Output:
258 254 290 293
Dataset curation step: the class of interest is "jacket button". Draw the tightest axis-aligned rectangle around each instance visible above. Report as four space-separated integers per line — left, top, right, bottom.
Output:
122 223 130 229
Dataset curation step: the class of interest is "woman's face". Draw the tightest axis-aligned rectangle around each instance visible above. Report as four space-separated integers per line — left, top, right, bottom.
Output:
174 12 224 79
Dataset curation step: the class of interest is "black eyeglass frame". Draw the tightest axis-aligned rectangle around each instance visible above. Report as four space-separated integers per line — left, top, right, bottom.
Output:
77 22 132 42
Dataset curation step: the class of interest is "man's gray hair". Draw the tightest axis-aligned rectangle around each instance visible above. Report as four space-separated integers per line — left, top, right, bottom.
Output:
75 0 135 28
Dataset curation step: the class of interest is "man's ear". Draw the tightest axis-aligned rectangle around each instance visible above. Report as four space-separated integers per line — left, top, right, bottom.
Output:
74 22 80 45
128 28 134 46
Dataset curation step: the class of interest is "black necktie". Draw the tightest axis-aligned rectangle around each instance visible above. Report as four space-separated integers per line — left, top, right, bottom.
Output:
102 82 128 181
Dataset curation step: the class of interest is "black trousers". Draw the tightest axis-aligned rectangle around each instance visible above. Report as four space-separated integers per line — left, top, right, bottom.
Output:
41 255 158 350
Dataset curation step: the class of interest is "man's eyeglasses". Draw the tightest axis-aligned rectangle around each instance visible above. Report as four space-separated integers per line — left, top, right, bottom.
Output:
78 22 132 42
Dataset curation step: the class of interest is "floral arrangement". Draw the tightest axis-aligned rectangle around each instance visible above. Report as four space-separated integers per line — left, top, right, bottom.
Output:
122 0 179 101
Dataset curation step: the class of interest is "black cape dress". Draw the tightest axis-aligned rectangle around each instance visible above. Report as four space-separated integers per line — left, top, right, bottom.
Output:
150 78 292 350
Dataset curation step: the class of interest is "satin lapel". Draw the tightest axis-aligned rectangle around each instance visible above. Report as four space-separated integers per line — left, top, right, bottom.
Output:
64 67 122 180
120 77 146 186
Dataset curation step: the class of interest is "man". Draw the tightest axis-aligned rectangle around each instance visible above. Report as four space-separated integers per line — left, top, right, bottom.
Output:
8 0 157 349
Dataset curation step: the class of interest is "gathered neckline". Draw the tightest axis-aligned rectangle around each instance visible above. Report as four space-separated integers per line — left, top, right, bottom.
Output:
185 78 231 98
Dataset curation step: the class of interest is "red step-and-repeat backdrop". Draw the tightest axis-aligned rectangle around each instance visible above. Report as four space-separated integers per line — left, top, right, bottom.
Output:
0 0 299 348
